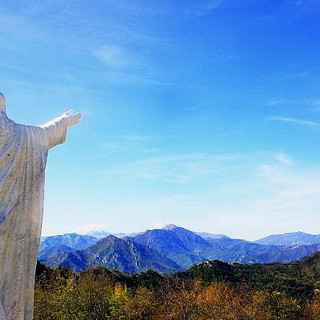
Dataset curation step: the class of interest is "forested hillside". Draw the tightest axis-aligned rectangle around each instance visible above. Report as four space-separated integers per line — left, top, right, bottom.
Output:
34 252 320 320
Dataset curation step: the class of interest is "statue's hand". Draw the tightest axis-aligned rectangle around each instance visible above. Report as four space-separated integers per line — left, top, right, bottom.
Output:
61 109 82 127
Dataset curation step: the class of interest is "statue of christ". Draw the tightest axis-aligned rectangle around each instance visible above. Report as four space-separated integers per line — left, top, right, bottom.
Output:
0 92 81 320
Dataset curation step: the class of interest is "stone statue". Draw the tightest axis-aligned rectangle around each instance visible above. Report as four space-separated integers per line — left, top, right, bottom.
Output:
0 92 81 320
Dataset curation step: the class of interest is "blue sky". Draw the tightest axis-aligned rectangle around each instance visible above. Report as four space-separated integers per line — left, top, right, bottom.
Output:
1 0 320 240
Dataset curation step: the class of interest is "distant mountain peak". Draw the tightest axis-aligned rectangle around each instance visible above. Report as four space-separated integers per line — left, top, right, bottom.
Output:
196 232 230 240
162 224 179 230
255 231 320 246
284 231 310 236
94 234 121 247
85 230 110 238
85 230 126 239
104 234 120 242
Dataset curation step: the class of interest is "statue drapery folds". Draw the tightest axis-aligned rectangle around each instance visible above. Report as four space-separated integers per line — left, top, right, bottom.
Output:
0 93 81 320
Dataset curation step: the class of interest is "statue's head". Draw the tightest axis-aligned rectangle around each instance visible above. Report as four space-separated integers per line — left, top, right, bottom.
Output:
0 92 6 113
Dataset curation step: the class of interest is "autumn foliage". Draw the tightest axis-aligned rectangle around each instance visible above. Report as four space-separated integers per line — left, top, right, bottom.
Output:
34 263 320 320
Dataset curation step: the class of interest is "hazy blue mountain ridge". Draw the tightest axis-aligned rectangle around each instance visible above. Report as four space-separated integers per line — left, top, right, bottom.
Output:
39 233 98 260
39 244 75 261
124 226 213 269
85 230 126 239
255 231 320 246
41 233 97 250
126 226 320 266
46 235 182 274
40 227 320 274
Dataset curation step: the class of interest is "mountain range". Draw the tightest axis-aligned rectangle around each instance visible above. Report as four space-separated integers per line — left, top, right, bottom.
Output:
39 233 98 260
254 231 320 246
44 235 181 274
39 225 320 274
85 230 126 239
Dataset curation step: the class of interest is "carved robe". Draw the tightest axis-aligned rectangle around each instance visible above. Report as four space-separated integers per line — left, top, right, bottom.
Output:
0 113 66 320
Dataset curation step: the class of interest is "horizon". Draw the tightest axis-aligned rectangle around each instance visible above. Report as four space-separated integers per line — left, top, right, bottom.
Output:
1 0 320 240
41 223 318 242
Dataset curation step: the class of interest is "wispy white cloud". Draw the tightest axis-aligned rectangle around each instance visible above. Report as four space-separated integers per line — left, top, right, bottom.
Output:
100 154 320 240
105 0 167 16
99 153 238 184
97 151 297 185
53 150 320 240
268 116 320 127
100 135 158 155
191 0 223 16
93 45 137 68
103 71 176 86
274 152 295 166
74 223 109 234
263 70 312 83
188 158 320 239
266 98 320 108
92 46 176 86
0 11 48 51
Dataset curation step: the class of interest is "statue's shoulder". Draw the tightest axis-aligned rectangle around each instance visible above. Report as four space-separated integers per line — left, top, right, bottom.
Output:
0 116 18 134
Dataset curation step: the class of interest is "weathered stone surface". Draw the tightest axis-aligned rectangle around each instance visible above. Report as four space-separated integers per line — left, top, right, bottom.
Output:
0 93 81 320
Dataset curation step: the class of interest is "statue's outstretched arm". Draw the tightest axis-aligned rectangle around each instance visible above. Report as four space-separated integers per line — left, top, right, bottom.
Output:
39 109 81 149
41 110 81 128
60 109 82 127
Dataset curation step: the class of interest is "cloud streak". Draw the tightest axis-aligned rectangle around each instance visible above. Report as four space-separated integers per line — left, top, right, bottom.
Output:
92 45 176 86
266 98 320 108
98 152 320 239
93 45 137 68
268 116 320 127
190 0 223 16
74 223 109 234
97 151 296 185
